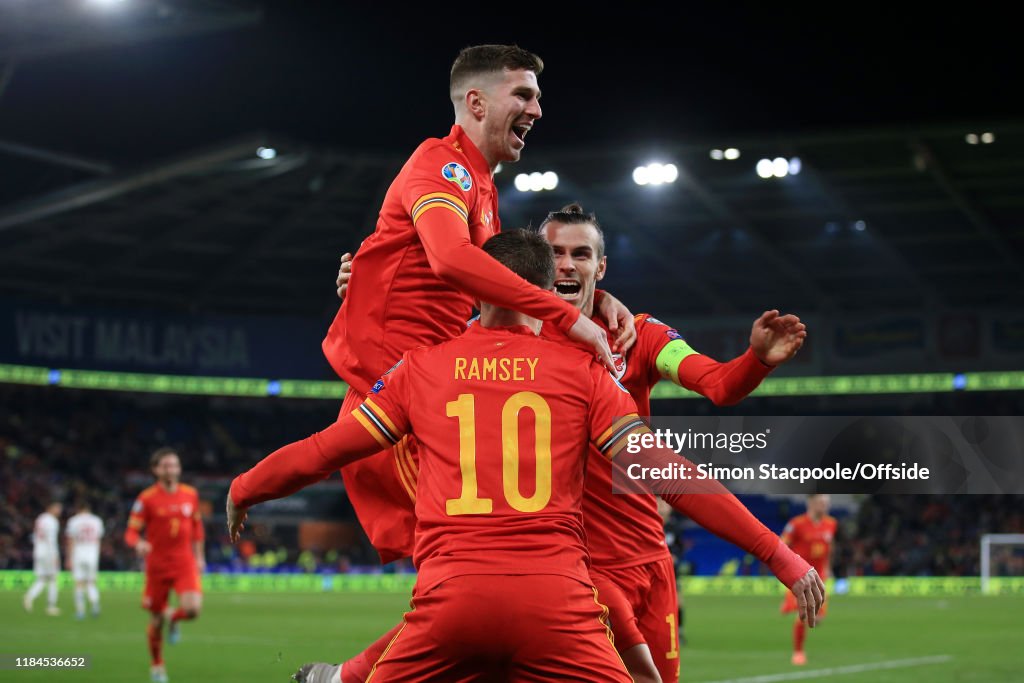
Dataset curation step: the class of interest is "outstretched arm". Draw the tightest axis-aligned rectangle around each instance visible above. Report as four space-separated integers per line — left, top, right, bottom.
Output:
227 413 388 541
613 427 825 626
657 310 806 406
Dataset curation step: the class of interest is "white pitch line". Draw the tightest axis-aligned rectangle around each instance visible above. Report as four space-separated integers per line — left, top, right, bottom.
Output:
701 655 953 683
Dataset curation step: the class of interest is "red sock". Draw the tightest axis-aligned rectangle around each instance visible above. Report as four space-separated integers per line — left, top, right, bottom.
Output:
343 623 404 683
793 619 806 653
170 608 194 623
147 623 163 666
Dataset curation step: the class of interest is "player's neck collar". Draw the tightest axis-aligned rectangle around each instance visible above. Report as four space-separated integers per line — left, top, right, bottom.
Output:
449 125 492 180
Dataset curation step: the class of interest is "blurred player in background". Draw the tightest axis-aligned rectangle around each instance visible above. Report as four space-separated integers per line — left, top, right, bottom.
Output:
22 501 63 616
781 494 837 665
124 448 206 683
65 500 105 619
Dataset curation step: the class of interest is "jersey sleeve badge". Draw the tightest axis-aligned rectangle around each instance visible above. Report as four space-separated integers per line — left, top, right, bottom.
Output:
442 162 473 191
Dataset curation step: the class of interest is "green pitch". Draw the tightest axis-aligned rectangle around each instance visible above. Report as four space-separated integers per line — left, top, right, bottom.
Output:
1 590 1020 682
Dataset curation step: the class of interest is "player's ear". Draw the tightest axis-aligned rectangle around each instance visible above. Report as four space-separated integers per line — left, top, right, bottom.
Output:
466 88 486 120
595 255 607 282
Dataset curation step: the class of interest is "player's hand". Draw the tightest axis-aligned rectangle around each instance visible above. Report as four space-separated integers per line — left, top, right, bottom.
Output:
336 252 353 300
790 567 826 628
750 310 807 366
226 494 248 544
568 315 619 377
196 556 207 574
135 540 152 559
595 291 636 354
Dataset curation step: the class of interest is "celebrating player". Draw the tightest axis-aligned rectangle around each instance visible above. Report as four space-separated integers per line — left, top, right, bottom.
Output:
229 230 823 683
322 43 635 573
124 448 206 683
22 501 63 616
65 500 105 619
333 204 812 682
541 203 809 681
781 494 837 665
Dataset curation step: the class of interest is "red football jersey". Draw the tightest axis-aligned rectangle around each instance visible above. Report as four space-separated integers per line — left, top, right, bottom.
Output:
781 514 837 577
322 125 577 396
125 484 204 575
549 314 774 568
354 324 641 594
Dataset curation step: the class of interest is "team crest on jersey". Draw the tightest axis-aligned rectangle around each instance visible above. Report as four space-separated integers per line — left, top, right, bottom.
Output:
182 503 193 518
612 353 628 377
442 162 473 191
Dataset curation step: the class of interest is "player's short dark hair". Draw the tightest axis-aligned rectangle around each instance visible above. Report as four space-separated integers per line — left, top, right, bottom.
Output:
150 446 179 469
450 44 543 95
538 202 606 259
482 229 555 290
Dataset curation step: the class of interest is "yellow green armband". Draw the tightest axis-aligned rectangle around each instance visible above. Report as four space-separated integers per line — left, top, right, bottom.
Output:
655 339 699 382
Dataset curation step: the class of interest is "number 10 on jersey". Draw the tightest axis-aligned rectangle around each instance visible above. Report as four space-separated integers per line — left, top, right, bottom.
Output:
445 392 553 515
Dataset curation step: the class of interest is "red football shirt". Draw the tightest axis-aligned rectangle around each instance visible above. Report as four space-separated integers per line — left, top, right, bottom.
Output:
781 514 837 578
125 483 204 575
559 314 773 568
351 324 640 593
321 124 577 395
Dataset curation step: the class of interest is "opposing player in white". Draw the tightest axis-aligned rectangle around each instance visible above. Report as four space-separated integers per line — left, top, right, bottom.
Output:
23 501 63 616
66 501 105 619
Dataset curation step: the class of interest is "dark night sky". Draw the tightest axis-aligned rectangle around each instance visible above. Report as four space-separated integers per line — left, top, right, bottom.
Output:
1 2 1021 166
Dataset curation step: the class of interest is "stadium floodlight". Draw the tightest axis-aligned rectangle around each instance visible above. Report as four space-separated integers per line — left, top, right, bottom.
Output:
647 163 665 185
853 220 867 232
541 171 558 190
89 0 128 6
724 148 740 160
514 173 531 192
965 133 980 145
256 146 277 160
710 149 725 160
788 157 802 175
527 172 545 192
771 157 789 178
634 162 677 186
981 534 1024 594
756 159 774 179
981 132 995 144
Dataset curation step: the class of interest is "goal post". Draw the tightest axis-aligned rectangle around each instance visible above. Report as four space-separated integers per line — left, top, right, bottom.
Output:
980 533 1024 595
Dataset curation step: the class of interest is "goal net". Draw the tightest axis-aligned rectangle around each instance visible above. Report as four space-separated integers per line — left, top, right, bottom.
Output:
980 534 1024 595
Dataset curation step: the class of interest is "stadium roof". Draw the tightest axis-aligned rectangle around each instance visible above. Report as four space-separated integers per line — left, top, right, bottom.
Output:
0 1 1020 319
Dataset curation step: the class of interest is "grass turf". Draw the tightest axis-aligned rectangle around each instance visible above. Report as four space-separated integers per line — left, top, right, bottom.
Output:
1 589 1020 682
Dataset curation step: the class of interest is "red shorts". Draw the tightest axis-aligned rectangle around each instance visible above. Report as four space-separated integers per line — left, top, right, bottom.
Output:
780 590 829 618
590 556 680 683
142 567 201 614
366 574 632 683
339 387 418 564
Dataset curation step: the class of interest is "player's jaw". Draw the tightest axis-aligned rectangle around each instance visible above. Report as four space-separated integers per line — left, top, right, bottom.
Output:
506 118 532 159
